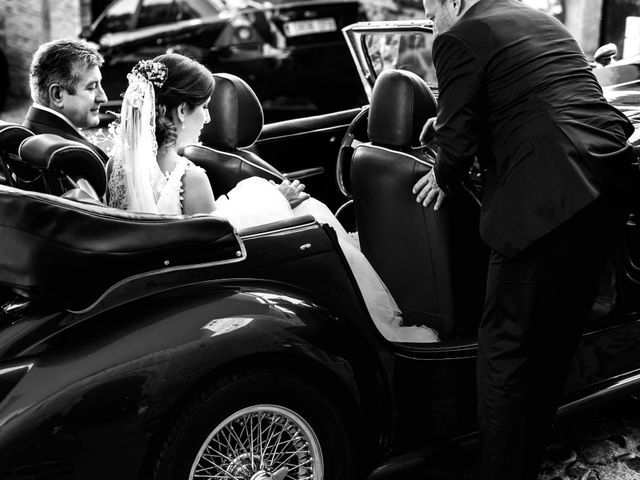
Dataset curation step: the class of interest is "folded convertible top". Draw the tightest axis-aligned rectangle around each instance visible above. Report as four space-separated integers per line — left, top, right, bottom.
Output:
0 185 242 311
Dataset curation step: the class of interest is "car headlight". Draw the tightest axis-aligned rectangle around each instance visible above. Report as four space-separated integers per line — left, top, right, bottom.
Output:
215 16 264 48
235 26 253 42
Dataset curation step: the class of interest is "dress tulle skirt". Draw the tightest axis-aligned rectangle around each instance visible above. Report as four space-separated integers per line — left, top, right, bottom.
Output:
213 177 439 343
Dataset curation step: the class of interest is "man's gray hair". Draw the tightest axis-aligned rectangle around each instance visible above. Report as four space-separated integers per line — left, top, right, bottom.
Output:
29 39 104 106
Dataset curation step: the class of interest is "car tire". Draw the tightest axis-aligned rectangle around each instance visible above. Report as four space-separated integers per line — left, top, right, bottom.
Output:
0 48 9 113
152 368 357 480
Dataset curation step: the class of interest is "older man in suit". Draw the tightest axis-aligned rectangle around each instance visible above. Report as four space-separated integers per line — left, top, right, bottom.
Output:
23 39 109 164
413 0 637 479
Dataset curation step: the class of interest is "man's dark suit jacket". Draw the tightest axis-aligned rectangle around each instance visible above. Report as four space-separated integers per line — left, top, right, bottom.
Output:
432 0 635 257
22 105 110 164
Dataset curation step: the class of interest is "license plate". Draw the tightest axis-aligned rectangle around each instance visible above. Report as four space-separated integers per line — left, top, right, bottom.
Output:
283 18 337 37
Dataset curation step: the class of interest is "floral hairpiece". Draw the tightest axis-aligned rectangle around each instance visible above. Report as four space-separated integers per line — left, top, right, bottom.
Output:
131 60 168 88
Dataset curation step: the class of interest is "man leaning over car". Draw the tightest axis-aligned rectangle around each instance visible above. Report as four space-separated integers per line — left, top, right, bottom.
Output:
23 39 109 164
412 0 639 479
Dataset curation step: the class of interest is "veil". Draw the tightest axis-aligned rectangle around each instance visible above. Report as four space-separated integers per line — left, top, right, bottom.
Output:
108 61 168 213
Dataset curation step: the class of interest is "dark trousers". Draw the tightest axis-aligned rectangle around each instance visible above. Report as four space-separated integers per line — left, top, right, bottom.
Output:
477 193 626 480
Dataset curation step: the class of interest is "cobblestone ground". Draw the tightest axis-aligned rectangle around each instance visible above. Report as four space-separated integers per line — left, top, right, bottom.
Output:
418 396 640 480
538 396 640 480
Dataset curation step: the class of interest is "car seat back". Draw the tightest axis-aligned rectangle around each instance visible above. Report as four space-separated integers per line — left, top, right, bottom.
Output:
0 121 35 188
182 73 284 197
18 134 107 201
0 183 239 311
351 69 486 340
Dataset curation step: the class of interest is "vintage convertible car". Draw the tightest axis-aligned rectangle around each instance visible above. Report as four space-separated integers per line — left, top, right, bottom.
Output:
0 19 639 480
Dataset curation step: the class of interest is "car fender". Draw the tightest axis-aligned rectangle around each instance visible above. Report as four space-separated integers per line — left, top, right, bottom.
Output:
0 281 387 477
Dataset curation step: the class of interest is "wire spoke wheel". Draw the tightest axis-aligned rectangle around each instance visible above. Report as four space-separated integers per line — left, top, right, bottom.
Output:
189 404 324 480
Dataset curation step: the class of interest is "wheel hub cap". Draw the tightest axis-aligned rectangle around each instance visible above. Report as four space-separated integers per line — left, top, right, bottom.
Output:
189 405 324 480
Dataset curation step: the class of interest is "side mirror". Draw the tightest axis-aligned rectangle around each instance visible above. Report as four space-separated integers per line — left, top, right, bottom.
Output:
594 43 618 67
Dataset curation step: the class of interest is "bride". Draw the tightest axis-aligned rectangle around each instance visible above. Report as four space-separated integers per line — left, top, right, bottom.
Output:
107 54 438 343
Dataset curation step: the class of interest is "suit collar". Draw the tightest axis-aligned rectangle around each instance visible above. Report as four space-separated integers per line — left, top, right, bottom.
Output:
24 105 110 164
26 104 87 140
461 0 514 19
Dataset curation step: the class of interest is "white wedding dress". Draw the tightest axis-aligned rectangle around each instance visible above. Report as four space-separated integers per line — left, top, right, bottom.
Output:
109 156 439 343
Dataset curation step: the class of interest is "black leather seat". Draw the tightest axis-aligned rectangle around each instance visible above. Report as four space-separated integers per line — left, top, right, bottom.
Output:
350 69 486 341
0 183 240 311
18 134 107 202
182 73 285 198
0 121 35 188
182 73 323 199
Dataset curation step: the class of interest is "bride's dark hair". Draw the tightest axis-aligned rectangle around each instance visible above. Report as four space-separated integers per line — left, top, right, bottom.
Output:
153 53 215 147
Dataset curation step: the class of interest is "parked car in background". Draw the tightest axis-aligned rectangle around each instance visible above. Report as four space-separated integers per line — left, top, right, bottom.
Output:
0 18 639 480
80 0 366 121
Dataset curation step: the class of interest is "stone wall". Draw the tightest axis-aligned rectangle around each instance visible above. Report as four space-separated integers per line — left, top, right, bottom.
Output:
0 0 83 99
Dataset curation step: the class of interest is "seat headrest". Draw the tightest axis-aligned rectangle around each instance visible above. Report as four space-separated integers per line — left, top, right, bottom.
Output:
200 73 264 149
0 122 34 152
18 134 107 197
368 69 437 149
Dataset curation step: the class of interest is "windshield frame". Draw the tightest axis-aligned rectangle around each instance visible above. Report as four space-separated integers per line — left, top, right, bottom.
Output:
342 20 435 101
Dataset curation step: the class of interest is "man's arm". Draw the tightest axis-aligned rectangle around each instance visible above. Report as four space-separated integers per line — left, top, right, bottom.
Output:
433 32 483 190
414 32 484 208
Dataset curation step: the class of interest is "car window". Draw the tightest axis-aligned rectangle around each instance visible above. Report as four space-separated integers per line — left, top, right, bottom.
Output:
138 0 175 28
175 0 223 19
98 0 140 34
364 31 437 87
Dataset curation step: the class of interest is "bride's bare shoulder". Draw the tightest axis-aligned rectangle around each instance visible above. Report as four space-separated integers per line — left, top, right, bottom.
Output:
181 158 212 193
